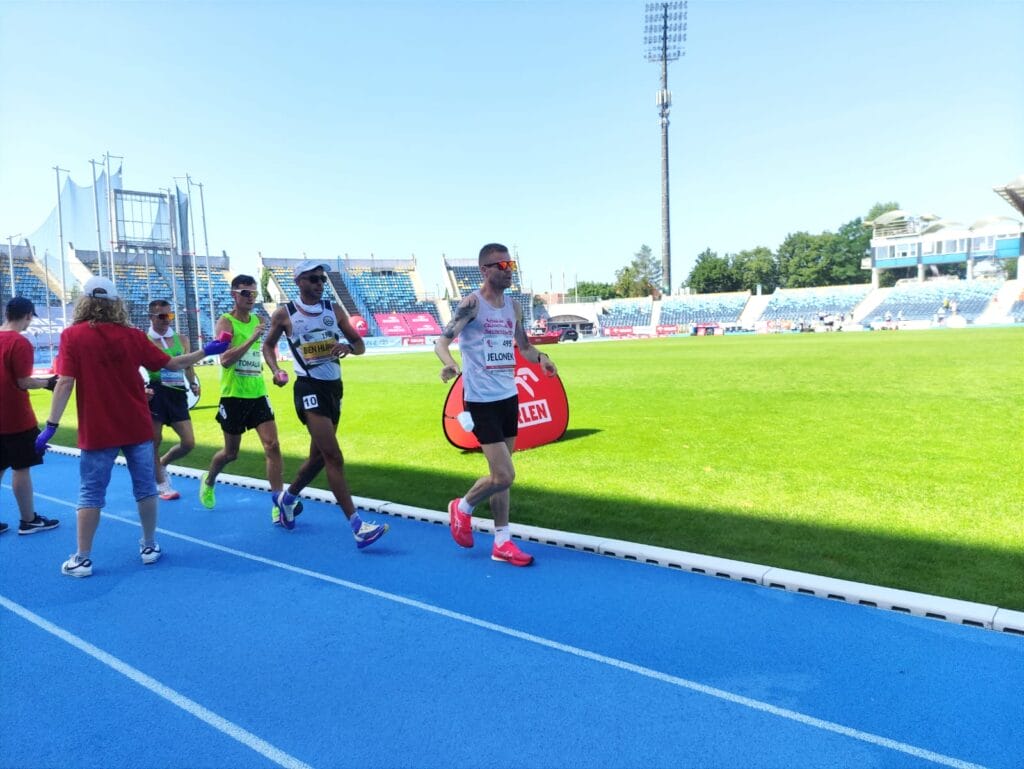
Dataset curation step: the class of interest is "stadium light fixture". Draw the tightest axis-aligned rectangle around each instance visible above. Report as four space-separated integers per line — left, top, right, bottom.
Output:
644 1 687 296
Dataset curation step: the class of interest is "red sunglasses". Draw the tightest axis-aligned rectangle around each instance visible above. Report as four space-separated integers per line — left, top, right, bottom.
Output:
483 260 517 271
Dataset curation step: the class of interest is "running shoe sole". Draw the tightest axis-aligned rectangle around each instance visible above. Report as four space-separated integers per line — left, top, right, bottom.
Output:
355 524 389 549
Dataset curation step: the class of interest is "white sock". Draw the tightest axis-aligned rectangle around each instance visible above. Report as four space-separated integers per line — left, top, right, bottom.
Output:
494 526 510 545
458 498 473 515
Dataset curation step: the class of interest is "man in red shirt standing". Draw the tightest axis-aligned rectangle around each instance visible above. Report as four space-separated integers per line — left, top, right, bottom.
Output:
0 297 60 536
39 277 229 577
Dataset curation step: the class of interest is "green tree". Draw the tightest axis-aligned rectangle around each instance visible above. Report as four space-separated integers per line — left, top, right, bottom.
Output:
831 218 872 285
686 248 739 293
260 267 272 302
614 244 662 297
574 280 616 300
865 201 901 222
730 246 778 293
778 231 841 288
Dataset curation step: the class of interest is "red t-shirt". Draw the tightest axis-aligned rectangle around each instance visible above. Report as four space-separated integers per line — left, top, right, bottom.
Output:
0 330 37 434
56 322 171 450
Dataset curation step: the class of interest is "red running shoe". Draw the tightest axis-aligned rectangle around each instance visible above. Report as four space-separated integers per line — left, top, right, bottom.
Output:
491 540 534 567
448 498 474 548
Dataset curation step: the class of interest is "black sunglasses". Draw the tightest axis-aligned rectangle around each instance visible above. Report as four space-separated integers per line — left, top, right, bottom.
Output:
232 289 258 299
302 274 328 284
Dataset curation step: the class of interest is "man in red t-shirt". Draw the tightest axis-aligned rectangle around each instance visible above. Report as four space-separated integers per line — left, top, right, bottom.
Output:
0 297 60 536
40 277 229 577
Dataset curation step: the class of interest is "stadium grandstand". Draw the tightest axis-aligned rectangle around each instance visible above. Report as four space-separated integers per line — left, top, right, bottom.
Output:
660 291 750 325
264 256 442 338
864 278 1003 325
757 284 870 324
0 240 63 310
599 297 653 334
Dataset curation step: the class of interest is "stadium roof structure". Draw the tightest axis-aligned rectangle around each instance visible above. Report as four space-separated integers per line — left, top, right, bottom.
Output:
918 219 966 235
865 209 916 237
993 173 1024 216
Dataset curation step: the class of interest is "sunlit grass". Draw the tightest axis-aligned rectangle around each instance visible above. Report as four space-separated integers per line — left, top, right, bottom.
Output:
33 327 1024 608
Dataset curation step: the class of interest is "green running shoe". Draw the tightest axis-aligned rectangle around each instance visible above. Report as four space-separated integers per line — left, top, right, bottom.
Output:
199 472 216 509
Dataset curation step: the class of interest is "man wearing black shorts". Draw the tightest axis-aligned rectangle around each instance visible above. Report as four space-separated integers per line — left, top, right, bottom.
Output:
434 243 557 566
198 275 286 513
262 259 388 549
0 297 60 535
145 300 201 500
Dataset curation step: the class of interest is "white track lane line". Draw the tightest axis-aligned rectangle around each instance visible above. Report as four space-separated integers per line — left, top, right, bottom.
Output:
0 594 313 769
22 490 991 769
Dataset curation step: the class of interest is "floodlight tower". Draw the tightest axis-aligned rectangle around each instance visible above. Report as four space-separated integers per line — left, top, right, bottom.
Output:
644 1 687 296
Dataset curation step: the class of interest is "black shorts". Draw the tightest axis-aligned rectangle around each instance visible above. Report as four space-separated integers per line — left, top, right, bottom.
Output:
294 377 342 425
216 396 275 435
149 383 190 425
0 427 43 472
464 394 518 445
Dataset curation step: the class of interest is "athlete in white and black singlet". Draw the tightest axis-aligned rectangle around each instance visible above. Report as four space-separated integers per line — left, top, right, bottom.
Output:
263 260 388 549
434 242 558 566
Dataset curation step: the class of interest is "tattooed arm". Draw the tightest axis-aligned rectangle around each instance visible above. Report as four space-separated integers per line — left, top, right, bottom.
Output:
434 294 479 382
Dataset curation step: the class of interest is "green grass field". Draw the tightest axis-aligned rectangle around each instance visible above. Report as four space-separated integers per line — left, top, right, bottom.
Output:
32 326 1024 609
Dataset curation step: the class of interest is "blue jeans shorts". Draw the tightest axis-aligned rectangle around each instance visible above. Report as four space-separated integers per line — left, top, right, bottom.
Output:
78 441 158 510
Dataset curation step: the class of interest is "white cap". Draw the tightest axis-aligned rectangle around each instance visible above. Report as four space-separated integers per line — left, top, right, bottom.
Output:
83 276 120 300
293 260 331 278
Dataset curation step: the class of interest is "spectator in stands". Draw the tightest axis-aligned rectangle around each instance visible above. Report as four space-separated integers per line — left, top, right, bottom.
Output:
434 243 558 567
0 297 60 536
145 299 201 501
198 275 287 516
261 260 388 548
38 277 229 577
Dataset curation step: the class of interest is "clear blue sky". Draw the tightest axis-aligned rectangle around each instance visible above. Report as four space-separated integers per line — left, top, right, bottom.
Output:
2 0 1021 297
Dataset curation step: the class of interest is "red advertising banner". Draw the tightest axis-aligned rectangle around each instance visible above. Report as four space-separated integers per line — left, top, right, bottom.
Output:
404 312 442 335
442 348 569 451
374 313 411 336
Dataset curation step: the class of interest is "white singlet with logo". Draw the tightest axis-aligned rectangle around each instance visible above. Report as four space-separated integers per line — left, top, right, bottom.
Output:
287 300 341 382
459 290 517 403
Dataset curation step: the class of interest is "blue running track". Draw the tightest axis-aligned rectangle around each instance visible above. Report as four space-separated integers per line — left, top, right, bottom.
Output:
1 451 1021 769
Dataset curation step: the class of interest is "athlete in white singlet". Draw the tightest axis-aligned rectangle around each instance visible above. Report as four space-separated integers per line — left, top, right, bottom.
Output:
434 243 558 566
263 259 388 549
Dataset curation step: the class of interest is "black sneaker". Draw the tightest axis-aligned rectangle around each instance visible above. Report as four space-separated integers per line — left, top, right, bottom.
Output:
0 522 8 534
19 514 60 535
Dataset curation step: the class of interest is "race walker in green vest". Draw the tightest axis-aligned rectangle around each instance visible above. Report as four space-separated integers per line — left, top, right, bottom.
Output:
198 274 287 516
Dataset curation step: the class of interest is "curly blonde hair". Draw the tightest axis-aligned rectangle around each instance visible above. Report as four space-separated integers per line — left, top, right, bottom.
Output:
73 296 131 327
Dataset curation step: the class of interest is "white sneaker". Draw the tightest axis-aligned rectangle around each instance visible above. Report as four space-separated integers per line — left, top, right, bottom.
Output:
158 481 180 501
61 554 93 578
140 542 162 565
